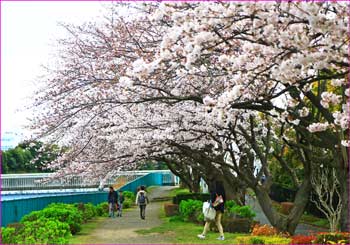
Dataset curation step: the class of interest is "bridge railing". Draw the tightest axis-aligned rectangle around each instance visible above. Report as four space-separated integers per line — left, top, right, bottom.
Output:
1 170 178 227
0 170 173 191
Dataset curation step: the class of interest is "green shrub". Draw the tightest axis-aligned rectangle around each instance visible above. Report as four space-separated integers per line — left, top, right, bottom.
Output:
228 204 256 219
173 188 191 196
250 237 265 244
1 227 16 244
123 191 136 201
196 212 204 223
5 218 71 244
5 222 25 242
173 193 210 204
179 199 202 221
22 203 83 234
236 206 256 219
225 200 238 210
75 203 87 221
21 210 42 222
96 202 109 216
20 217 71 244
43 206 82 234
123 198 133 209
74 202 97 222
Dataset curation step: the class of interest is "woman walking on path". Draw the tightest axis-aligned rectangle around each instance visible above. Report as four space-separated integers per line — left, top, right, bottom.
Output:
135 185 149 220
198 181 226 241
108 186 118 218
117 190 125 217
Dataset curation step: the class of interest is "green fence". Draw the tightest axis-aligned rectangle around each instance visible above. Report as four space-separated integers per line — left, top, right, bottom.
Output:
1 172 172 227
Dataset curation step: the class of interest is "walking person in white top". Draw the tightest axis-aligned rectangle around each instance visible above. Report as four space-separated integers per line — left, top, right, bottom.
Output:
135 185 149 219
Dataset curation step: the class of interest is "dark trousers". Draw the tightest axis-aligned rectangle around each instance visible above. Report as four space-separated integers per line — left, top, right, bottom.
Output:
139 205 146 219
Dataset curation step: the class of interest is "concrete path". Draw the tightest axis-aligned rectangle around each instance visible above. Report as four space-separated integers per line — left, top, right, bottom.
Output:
246 195 327 235
72 186 177 244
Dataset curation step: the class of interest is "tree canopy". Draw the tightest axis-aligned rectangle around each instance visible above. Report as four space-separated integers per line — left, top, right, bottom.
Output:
28 2 349 233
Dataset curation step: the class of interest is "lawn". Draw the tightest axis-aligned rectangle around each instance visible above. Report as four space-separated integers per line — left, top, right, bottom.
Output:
69 217 106 244
136 198 249 244
169 187 191 197
136 217 249 244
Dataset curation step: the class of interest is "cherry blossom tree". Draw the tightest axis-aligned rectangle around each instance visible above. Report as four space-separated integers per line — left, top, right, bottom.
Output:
29 2 349 232
137 1 349 231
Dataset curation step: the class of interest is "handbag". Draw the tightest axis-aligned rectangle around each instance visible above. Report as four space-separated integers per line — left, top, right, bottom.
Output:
213 195 223 207
202 201 216 221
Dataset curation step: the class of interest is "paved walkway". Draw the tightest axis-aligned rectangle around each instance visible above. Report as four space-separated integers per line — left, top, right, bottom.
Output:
246 195 327 235
72 186 177 244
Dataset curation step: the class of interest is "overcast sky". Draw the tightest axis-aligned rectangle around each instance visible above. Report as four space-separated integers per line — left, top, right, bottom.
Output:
1 1 107 147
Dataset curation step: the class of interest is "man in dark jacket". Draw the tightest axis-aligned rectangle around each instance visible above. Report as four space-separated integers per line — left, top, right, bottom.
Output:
198 181 225 241
108 186 118 218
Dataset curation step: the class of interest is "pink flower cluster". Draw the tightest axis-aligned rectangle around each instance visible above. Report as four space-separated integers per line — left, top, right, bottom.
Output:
307 122 329 133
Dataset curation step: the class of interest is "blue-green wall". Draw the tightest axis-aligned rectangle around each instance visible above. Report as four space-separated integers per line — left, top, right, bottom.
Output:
1 172 171 227
120 172 163 192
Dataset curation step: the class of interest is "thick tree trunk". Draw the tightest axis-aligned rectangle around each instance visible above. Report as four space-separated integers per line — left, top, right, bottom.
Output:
255 187 284 228
223 178 246 205
254 178 311 235
203 168 246 204
284 178 312 234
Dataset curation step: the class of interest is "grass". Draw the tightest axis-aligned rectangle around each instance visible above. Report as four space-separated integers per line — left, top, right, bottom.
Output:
146 185 158 194
69 217 105 244
169 187 191 197
300 213 329 228
136 217 249 244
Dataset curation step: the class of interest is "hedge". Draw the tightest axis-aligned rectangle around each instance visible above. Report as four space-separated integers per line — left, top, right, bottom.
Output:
173 193 210 204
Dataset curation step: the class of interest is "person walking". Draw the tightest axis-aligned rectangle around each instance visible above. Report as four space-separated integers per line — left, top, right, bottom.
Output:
197 181 226 241
107 186 117 218
117 190 125 217
135 185 149 220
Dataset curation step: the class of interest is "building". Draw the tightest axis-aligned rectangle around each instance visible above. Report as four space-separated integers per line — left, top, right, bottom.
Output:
1 131 19 151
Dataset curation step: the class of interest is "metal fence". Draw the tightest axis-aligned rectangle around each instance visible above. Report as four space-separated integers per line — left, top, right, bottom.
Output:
1 171 160 191
1 171 177 227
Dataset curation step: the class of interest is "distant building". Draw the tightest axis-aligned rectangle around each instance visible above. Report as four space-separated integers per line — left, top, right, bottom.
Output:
1 131 20 151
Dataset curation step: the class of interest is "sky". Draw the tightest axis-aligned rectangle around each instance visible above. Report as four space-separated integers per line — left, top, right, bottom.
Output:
1 1 108 149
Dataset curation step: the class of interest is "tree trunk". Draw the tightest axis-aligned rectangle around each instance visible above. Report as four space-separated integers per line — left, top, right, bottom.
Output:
255 187 285 228
223 178 246 205
190 172 201 193
254 178 311 235
284 178 312 234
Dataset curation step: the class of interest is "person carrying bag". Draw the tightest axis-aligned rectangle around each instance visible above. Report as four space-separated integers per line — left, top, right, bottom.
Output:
202 201 216 221
197 181 226 241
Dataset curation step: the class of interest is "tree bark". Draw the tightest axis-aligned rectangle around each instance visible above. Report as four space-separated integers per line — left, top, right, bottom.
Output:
254 177 311 235
284 177 312 234
190 171 201 193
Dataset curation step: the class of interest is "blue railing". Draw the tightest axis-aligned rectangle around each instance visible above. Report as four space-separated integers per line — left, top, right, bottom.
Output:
1 171 177 227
